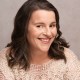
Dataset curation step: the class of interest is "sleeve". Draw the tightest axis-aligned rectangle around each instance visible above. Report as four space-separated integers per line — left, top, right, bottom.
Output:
0 70 7 80
64 48 80 80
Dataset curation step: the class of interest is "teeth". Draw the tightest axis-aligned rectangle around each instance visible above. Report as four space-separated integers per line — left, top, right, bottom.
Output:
39 38 50 43
41 39 49 41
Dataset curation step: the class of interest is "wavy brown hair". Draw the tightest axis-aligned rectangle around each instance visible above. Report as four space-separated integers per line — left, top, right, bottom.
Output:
7 0 69 70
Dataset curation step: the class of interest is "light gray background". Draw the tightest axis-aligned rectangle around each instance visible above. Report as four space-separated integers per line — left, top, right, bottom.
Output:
0 0 80 59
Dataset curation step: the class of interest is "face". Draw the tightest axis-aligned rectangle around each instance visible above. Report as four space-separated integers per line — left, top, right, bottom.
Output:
27 10 57 53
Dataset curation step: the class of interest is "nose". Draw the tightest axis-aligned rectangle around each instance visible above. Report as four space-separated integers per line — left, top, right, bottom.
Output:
43 27 52 37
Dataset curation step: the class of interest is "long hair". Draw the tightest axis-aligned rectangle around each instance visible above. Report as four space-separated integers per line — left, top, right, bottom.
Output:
7 0 69 70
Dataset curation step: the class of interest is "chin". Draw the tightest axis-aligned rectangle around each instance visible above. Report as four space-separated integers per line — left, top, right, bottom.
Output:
40 48 49 53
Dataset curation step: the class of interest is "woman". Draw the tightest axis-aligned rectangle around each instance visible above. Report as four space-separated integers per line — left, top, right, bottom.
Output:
0 0 80 80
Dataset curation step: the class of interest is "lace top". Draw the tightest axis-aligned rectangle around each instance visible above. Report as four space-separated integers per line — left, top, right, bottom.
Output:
0 47 80 80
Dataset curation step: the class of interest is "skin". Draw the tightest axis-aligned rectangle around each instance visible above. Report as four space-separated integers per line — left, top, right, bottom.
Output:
27 10 57 64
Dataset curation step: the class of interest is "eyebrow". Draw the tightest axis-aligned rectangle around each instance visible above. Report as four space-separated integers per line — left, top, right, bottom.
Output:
33 22 56 25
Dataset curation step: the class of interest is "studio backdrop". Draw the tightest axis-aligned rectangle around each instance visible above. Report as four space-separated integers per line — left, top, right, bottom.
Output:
0 0 80 59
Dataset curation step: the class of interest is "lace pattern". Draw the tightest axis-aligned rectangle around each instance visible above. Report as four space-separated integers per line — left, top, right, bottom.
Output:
12 59 66 80
0 47 80 80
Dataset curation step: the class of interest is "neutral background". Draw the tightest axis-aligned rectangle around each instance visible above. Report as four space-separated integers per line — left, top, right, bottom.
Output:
0 0 80 59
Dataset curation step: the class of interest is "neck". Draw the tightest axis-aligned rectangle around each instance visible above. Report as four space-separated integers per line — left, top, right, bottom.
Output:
30 50 50 65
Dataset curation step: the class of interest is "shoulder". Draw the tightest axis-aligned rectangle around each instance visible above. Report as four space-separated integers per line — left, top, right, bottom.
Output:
0 47 10 69
64 47 79 62
0 47 10 58
63 48 80 79
0 47 15 80
64 47 80 72
0 47 10 62
0 47 12 66
64 47 80 70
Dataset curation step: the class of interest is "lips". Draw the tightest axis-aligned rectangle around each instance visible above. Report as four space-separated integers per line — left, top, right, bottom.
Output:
38 38 51 44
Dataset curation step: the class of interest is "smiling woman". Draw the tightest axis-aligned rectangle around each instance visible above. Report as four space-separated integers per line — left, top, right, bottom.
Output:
0 0 80 80
27 10 57 55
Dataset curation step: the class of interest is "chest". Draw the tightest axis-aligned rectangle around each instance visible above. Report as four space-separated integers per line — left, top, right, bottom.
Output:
13 63 66 80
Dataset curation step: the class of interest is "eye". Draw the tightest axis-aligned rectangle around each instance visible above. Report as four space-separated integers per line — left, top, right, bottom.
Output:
50 23 56 28
36 25 43 28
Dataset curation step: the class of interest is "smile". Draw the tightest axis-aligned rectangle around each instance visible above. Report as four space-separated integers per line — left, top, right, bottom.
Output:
38 38 51 44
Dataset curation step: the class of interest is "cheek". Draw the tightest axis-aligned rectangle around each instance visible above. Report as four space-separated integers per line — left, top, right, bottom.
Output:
27 28 38 41
52 28 57 36
27 31 36 47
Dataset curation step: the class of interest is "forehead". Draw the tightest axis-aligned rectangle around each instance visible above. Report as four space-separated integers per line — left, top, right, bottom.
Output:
29 10 56 23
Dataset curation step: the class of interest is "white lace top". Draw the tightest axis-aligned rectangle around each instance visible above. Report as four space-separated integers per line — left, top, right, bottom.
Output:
0 47 80 80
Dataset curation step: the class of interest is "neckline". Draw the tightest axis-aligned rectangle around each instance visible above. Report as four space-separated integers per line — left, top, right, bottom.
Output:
30 59 54 70
31 59 53 66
